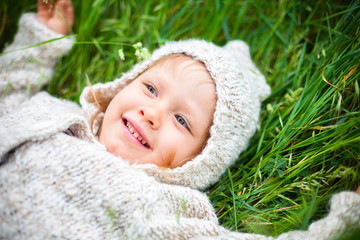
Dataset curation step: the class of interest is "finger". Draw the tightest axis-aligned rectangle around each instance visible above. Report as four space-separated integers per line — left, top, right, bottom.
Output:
55 0 67 17
38 0 55 12
356 186 360 195
38 0 55 19
64 0 75 27
55 1 73 18
54 0 74 34
37 0 46 12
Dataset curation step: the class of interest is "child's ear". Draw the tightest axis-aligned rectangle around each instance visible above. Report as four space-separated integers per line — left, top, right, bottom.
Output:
223 40 251 60
223 40 271 101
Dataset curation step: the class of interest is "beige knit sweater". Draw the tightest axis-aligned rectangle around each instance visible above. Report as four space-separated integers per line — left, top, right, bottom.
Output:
0 13 359 240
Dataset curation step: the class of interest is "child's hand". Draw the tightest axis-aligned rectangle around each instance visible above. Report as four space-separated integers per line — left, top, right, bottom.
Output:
37 0 74 35
357 186 360 195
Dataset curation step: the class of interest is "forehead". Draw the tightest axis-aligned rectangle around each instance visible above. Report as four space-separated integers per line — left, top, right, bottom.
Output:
148 54 215 93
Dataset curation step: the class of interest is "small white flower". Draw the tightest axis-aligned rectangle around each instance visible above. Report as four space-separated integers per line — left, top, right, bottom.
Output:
135 50 140 57
132 42 151 61
139 47 150 60
118 49 125 61
133 42 143 49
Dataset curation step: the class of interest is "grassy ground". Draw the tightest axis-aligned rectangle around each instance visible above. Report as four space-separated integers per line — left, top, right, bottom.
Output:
1 0 359 237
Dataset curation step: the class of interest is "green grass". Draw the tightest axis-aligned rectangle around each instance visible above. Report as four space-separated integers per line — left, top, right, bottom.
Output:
1 0 359 237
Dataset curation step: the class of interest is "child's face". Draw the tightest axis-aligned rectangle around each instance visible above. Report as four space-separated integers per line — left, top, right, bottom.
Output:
99 55 216 168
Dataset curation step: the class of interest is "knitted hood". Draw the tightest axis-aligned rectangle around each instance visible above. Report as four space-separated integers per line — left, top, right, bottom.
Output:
80 39 270 190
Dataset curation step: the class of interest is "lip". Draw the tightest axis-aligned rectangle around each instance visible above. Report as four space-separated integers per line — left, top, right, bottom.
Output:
122 117 151 149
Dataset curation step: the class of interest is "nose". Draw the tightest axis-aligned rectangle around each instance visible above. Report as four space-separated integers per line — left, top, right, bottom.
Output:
139 105 161 129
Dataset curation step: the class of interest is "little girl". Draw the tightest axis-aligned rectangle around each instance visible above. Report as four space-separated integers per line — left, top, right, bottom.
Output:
1 1 359 239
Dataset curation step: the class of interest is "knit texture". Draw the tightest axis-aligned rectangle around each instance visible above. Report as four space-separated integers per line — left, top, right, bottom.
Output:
1 12 359 240
0 13 74 116
1 133 223 239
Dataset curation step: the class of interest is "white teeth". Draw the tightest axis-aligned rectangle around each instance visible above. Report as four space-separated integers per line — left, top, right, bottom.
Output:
125 120 149 147
129 126 134 133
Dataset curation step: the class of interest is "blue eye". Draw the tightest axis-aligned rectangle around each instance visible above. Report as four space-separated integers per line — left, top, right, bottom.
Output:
175 115 189 130
146 84 157 97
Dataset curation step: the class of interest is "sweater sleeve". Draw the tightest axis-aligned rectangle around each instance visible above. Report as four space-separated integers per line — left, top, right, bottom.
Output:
0 13 74 116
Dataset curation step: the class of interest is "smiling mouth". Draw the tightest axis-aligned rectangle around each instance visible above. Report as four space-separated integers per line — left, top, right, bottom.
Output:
124 119 150 148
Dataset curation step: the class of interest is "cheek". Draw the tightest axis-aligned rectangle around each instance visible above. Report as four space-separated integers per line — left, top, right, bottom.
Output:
167 139 201 168
103 95 123 120
158 129 202 167
100 127 121 154
180 132 207 160
149 128 179 167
